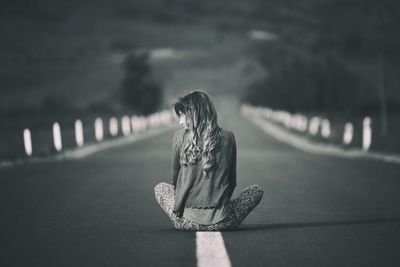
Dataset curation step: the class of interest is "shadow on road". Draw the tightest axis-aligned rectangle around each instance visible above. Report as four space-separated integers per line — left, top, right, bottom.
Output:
236 217 400 231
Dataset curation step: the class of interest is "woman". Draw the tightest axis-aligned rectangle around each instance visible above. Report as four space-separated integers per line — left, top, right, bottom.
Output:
154 90 263 231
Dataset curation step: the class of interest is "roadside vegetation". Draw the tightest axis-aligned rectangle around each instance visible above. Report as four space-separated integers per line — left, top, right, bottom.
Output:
242 0 400 153
119 52 163 115
1 0 400 158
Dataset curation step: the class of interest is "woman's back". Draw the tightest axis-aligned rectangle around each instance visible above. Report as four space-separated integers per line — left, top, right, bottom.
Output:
171 128 237 217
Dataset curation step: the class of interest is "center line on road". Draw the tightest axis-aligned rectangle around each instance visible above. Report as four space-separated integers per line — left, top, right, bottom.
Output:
196 231 231 267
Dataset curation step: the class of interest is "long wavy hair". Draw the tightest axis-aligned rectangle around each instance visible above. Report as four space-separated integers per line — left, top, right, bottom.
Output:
173 90 222 175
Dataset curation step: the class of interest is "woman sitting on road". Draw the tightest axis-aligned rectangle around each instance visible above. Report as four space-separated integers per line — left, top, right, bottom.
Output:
154 90 263 231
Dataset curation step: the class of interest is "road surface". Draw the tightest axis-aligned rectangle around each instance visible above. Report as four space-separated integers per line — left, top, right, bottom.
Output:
1 96 400 266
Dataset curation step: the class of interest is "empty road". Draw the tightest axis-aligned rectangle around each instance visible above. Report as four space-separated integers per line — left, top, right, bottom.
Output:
1 95 400 267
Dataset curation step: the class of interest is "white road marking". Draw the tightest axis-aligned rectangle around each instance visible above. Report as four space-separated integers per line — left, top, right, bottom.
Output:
245 113 400 164
196 232 231 267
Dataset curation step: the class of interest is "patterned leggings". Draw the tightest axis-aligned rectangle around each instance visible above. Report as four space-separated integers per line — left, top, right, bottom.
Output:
154 182 263 231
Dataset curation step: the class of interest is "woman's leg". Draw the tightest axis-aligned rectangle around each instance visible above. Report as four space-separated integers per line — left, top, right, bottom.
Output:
154 182 199 231
203 185 264 231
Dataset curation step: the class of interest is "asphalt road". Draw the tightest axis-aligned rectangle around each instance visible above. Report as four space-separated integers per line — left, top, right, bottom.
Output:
1 96 400 267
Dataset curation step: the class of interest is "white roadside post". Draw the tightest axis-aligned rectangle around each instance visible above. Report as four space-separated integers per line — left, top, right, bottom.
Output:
167 110 173 124
160 111 166 125
141 116 148 132
148 114 155 128
343 122 354 145
122 116 131 136
95 118 104 141
154 113 161 127
131 116 139 133
23 128 32 156
308 117 320 136
109 117 118 137
362 117 372 151
299 116 308 132
283 113 292 128
291 115 299 130
75 119 84 147
149 114 155 128
52 122 62 152
321 119 331 138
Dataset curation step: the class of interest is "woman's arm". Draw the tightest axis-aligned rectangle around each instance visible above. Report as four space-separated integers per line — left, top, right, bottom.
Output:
171 131 182 187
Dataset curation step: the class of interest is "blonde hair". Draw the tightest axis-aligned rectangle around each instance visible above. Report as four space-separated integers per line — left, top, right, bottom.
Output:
173 90 221 175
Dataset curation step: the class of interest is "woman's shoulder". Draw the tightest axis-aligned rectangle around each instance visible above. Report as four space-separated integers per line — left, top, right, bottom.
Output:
220 128 234 137
219 128 236 144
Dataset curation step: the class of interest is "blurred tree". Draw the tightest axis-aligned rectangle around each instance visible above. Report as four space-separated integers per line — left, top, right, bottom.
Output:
245 0 400 121
313 0 400 134
42 91 75 113
119 52 163 115
243 54 360 113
